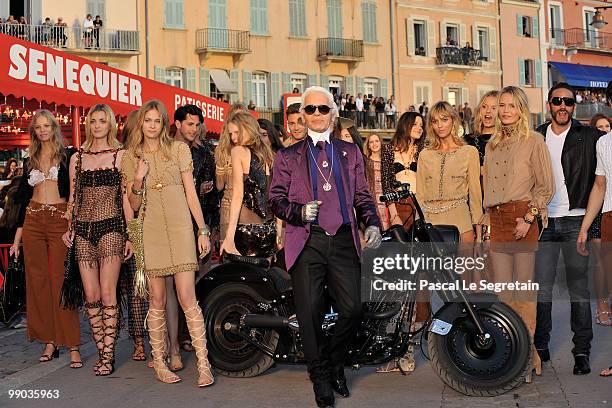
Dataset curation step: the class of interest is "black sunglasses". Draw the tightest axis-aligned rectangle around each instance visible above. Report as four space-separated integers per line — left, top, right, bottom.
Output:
550 97 575 107
303 105 332 115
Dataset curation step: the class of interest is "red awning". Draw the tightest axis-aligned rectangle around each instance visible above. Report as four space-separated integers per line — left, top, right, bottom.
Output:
0 33 229 134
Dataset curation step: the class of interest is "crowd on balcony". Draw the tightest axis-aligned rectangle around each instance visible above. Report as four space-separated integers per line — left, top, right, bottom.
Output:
576 89 609 104
0 14 104 49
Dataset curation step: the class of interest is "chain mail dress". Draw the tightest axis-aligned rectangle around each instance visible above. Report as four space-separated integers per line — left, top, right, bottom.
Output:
122 141 198 277
74 149 126 266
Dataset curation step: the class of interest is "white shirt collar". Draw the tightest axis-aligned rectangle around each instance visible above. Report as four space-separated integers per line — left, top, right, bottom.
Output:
307 128 331 145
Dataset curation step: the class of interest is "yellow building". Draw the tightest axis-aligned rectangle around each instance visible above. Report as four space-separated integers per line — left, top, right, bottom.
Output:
139 0 393 111
393 0 502 113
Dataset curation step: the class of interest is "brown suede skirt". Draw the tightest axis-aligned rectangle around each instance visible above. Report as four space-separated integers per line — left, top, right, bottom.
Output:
601 211 612 242
489 201 539 253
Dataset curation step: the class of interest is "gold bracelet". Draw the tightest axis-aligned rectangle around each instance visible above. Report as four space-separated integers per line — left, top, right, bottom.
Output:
198 225 210 236
131 185 144 196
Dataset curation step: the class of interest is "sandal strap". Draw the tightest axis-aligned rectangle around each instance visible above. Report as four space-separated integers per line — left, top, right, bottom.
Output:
184 304 214 384
146 308 180 383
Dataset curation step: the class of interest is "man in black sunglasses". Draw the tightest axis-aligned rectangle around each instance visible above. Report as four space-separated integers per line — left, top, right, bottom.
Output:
269 86 381 408
535 82 604 376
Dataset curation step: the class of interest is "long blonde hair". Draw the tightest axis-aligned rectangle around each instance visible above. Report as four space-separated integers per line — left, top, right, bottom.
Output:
490 86 532 150
82 104 121 151
125 100 172 159
363 133 383 159
226 110 275 170
28 109 66 170
425 101 464 149
472 90 499 136
120 110 139 145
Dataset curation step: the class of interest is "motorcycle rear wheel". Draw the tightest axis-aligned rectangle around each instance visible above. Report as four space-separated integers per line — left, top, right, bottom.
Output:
428 302 530 396
204 283 279 377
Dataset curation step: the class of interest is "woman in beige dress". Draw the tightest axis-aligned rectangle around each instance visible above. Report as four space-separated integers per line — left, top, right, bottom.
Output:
482 86 554 381
123 100 213 387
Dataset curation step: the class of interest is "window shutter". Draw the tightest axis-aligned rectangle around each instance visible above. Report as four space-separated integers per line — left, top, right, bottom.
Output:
460 24 467 46
535 59 542 88
423 86 430 105
518 59 526 86
532 16 539 38
250 0 258 33
262 0 269 34
229 70 239 102
320 74 328 88
242 71 252 103
199 68 210 96
356 77 365 95
406 18 415 56
165 0 174 27
427 20 435 57
282 72 291 94
379 78 388 99
289 0 297 36
308 74 318 88
415 86 423 107
489 27 497 62
516 14 523 36
271 72 281 108
185 68 196 91
176 0 184 27
154 66 164 82
345 76 354 95
472 25 478 50
442 86 449 102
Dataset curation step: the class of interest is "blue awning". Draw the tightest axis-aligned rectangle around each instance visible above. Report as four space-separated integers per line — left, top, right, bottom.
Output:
549 62 612 88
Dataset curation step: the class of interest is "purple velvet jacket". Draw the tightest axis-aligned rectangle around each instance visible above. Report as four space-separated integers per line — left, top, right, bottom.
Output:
269 137 381 270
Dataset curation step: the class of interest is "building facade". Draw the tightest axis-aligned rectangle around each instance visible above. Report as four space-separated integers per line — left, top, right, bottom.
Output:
543 0 612 119
499 0 546 124
140 0 393 111
393 0 502 114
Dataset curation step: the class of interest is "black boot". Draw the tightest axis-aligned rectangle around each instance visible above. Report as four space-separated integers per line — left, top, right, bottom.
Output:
573 355 590 375
330 365 349 398
313 382 334 408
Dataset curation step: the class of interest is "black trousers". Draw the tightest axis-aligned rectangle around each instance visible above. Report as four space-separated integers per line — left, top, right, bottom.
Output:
534 216 593 356
290 225 362 383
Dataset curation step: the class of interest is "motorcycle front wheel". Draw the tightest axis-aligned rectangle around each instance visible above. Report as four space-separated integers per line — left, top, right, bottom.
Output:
204 283 280 377
428 302 530 396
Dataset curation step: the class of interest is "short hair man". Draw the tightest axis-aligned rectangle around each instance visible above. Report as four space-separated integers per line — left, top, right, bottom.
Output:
269 86 381 407
535 82 604 375
284 103 306 147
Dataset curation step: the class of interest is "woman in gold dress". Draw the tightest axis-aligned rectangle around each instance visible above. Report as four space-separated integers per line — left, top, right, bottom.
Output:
123 100 213 387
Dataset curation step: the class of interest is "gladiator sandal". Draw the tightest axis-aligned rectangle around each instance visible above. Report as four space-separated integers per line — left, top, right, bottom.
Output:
85 300 104 374
146 308 181 384
97 304 119 376
184 304 214 387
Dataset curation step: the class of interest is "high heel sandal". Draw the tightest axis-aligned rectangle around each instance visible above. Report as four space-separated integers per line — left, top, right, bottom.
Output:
85 300 105 374
69 348 83 369
170 353 184 372
39 344 59 362
97 304 119 376
184 304 214 387
146 308 181 384
132 337 147 361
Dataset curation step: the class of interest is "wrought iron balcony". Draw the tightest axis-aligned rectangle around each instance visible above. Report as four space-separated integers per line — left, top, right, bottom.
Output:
549 28 612 53
0 23 140 54
195 28 250 54
435 46 482 68
317 38 364 61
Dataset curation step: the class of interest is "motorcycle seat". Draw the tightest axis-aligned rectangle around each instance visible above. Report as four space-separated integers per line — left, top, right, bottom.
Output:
266 267 293 293
224 253 271 269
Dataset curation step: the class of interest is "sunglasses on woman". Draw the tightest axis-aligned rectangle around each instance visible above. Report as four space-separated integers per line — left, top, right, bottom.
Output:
303 105 332 115
550 97 575 107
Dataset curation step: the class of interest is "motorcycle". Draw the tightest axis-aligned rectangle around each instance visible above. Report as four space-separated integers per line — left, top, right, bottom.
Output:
196 183 531 396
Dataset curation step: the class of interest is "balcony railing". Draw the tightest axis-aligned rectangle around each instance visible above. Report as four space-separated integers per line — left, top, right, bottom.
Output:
0 23 139 53
435 46 482 67
317 38 364 60
195 28 250 53
549 28 612 52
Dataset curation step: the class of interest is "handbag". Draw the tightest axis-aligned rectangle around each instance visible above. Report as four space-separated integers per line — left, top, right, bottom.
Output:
127 178 148 299
60 150 85 309
1 254 26 324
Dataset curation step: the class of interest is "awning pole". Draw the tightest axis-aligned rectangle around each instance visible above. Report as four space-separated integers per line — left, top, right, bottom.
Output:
72 106 81 148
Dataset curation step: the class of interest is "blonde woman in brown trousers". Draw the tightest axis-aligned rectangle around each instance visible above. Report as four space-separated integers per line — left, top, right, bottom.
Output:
482 86 554 382
11 110 81 367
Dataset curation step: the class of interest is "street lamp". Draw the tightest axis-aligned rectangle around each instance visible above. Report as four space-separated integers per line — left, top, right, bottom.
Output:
590 7 611 30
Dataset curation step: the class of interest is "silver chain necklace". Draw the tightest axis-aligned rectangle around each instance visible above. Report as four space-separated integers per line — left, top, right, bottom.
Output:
307 141 334 192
